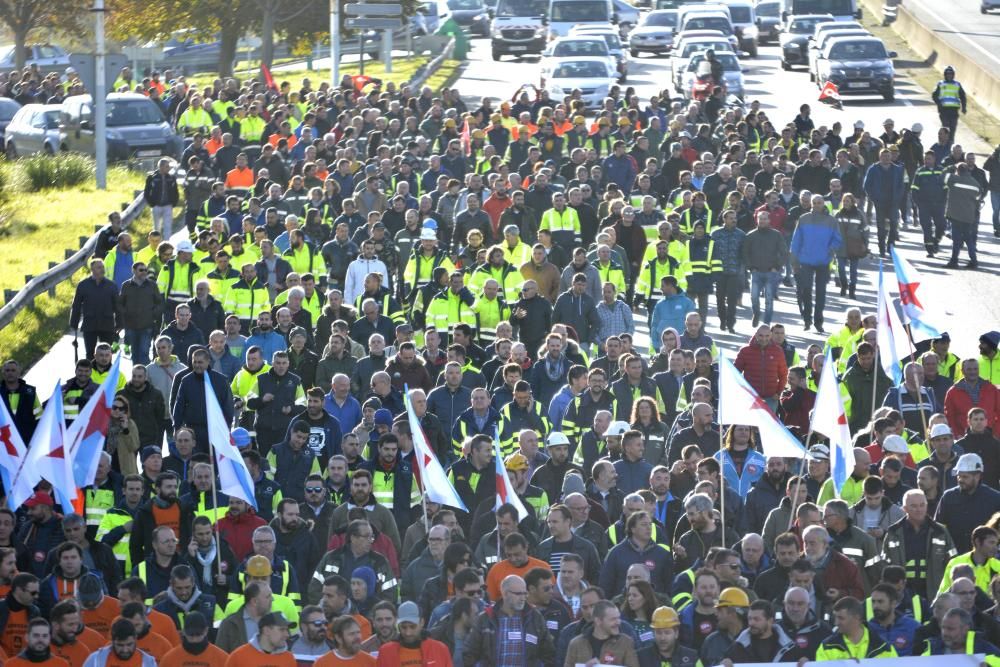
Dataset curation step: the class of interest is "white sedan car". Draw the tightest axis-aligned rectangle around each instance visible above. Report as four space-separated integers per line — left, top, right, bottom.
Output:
540 37 618 86
543 58 618 107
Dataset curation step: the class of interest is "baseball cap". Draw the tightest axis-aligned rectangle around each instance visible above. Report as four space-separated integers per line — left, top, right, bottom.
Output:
259 612 292 629
396 323 414 334
606 421 630 437
808 444 830 461
182 611 209 636
955 453 984 474
231 427 252 448
397 600 421 625
505 453 529 472
77 573 104 606
24 491 54 508
929 423 952 439
420 227 437 241
881 434 909 454
289 326 308 341
175 239 195 253
623 206 636 216
246 554 273 577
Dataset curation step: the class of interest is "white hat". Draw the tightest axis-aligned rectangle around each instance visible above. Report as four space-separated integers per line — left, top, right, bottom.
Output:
606 421 630 437
929 423 953 439
853 120 865 129
911 123 923 133
546 432 571 447
419 227 437 241
954 453 984 474
882 434 909 454
808 444 830 461
175 239 195 253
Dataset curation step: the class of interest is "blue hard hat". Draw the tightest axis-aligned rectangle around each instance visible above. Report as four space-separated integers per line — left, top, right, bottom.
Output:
231 427 252 448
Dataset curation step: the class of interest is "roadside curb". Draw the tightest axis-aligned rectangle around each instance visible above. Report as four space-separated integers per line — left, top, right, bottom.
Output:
404 37 457 90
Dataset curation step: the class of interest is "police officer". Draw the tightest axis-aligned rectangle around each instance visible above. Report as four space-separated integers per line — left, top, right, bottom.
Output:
943 162 982 269
932 66 967 141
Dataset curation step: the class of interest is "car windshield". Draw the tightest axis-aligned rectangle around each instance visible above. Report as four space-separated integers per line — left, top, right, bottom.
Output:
790 18 825 33
688 53 740 71
642 12 677 26
793 0 854 14
495 0 547 15
729 7 751 22
449 0 483 9
42 110 60 129
682 41 728 56
828 40 887 59
684 16 732 33
551 0 609 22
591 33 622 49
552 40 608 56
0 100 18 122
106 100 166 127
820 31 867 48
757 2 779 17
553 61 610 78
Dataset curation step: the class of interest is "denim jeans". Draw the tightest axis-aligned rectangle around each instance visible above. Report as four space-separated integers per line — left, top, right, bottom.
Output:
124 328 155 366
837 257 859 289
796 264 830 328
991 191 1000 231
750 271 781 324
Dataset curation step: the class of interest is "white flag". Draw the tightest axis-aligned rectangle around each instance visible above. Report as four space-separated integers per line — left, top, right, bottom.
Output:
812 350 854 498
718 355 806 458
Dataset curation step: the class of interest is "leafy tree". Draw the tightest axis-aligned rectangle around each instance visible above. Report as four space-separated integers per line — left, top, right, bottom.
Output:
0 0 87 70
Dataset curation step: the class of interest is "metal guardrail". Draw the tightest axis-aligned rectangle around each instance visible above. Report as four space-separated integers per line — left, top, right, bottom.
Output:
0 189 147 331
405 37 457 90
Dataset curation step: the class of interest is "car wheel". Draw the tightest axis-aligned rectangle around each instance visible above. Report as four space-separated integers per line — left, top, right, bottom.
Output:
884 88 895 102
749 44 758 58
4 142 15 159
630 48 639 58
982 6 988 13
492 50 501 61
809 70 815 82
781 60 790 70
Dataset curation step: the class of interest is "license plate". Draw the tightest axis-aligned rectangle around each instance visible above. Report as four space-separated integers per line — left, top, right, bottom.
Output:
847 82 868 89
509 45 528 51
136 149 162 157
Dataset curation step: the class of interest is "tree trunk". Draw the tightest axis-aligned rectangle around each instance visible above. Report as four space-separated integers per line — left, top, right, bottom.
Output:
14 28 29 71
218 23 241 77
260 3 276 68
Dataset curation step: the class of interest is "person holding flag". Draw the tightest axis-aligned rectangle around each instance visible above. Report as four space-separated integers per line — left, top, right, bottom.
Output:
0 383 39 511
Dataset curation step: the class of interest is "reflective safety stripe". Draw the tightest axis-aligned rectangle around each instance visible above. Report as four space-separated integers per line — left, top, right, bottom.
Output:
937 81 961 107
842 547 864 558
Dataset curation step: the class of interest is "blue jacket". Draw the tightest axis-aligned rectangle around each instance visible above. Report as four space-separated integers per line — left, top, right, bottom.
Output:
548 384 576 431
863 162 906 208
790 213 842 267
426 384 473 434
209 346 241 381
614 457 654 495
324 393 362 433
867 615 922 656
714 448 767 499
603 153 639 192
246 327 287 363
650 293 696 351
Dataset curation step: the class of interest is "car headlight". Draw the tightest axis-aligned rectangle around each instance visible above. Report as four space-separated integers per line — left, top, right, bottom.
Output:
534 25 545 36
106 130 122 141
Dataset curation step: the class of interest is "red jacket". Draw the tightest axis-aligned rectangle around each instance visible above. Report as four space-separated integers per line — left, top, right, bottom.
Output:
217 510 266 562
778 386 815 437
734 340 789 399
375 638 453 667
819 549 864 602
754 203 788 234
944 380 1000 435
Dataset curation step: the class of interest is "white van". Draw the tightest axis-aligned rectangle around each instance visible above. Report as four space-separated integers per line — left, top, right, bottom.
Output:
547 0 615 39
490 0 548 60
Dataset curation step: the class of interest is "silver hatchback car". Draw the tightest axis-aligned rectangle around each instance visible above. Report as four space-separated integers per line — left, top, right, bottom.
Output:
3 104 62 158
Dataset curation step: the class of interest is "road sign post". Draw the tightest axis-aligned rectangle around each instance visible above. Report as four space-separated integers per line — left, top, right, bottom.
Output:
344 3 403 74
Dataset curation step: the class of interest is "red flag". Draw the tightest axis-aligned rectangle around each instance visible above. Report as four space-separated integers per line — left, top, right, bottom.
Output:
261 63 277 91
818 81 842 108
460 119 471 156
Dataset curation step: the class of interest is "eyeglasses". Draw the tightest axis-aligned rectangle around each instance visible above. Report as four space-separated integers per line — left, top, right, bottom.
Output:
111 405 124 411
305 486 324 493
308 619 328 627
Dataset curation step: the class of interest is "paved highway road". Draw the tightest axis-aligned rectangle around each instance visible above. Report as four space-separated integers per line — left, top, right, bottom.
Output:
902 0 1000 77
24 36 1000 398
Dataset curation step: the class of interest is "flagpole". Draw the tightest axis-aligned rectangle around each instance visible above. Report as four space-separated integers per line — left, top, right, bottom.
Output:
207 431 224 583
871 336 881 428
719 424 725 548
787 430 813 532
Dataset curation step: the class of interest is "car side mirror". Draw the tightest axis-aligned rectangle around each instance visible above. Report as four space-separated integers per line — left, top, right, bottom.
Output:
80 119 92 130
888 50 898 58
612 11 619 23
487 8 494 17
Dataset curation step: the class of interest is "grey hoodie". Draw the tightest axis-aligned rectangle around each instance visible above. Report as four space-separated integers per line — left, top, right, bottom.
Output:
83 646 157 667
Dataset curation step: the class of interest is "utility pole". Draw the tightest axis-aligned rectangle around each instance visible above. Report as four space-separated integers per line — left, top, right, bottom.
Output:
94 0 107 190
331 0 341 87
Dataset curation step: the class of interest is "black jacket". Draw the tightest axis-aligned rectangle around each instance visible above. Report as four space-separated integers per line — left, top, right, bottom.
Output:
144 170 180 207
70 276 119 332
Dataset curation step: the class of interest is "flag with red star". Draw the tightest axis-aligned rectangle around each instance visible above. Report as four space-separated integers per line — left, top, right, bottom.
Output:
27 383 75 509
0 396 38 509
812 350 854 498
404 387 466 511
890 248 945 341
718 355 806 458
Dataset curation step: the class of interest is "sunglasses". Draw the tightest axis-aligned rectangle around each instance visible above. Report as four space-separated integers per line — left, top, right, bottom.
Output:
112 405 126 411
305 486 324 493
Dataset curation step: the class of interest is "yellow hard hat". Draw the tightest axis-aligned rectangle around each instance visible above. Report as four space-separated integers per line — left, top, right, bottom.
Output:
444 118 457 128
247 554 273 577
472 129 485 140
504 453 529 472
650 606 680 629
597 118 610 127
717 587 750 608
618 117 631 126
491 113 502 122
572 115 586 125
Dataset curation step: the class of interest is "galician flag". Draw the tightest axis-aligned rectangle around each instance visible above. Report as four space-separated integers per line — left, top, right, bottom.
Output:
718 355 806 458
495 428 529 522
876 261 911 384
404 388 467 511
889 248 945 342
27 383 75 509
812 350 854 498
66 353 122 488
205 372 257 509
0 395 39 510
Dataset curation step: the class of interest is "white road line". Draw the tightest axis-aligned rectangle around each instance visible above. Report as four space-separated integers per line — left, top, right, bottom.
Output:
907 0 1000 70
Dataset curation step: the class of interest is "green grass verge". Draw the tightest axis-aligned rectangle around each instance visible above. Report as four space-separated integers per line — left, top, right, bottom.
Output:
0 163 152 365
424 59 464 92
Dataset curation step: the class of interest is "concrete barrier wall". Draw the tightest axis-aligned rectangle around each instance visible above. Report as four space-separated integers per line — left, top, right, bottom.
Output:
864 0 1000 121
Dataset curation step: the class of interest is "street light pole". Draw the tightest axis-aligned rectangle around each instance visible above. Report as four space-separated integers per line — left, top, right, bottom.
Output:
331 0 341 87
94 0 107 190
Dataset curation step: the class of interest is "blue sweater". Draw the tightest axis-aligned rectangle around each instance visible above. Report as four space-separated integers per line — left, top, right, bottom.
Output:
650 293 696 350
790 213 842 267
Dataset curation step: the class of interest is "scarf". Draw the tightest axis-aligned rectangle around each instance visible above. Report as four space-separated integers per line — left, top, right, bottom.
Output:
166 586 203 613
194 540 217 587
182 637 210 654
544 354 568 382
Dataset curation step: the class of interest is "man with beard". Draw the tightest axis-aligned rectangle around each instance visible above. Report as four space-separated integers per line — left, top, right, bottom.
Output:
675 493 740 571
129 472 192 566
679 569 721 651
158 611 228 667
866 583 921 656
725 599 805 663
565 599 639 666
802 525 864 604
181 517 236 600
743 456 790 536
313 615 374 666
329 470 401 556
82 618 157 667
9 619 67 667
49 600 91 667
466 575 555 666
271 499 322 593
225 611 295 667
531 433 582 507
290 606 334 658
16 492 64 578
368 601 450 666
561 368 617 453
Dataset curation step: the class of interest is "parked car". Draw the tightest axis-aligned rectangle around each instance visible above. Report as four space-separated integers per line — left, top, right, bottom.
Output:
60 93 183 163
569 25 629 81
0 44 70 72
815 36 896 101
448 0 492 35
778 13 833 70
754 0 781 44
0 98 20 151
718 0 759 57
4 104 62 158
628 10 678 57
